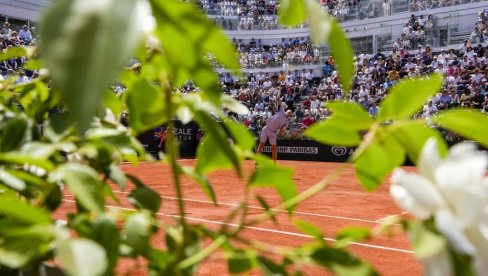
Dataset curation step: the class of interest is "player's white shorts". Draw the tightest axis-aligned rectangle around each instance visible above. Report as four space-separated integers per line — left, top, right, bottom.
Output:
259 126 277 145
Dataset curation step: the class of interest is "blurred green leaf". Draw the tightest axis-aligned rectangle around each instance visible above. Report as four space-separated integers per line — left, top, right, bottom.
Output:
224 120 256 151
124 212 152 255
194 111 240 175
279 0 307 26
0 199 51 224
378 74 443 121
293 219 324 241
103 91 123 119
407 221 446 260
250 165 297 212
181 166 217 205
129 186 161 213
257 256 286 275
40 0 143 132
0 118 27 152
0 46 27 62
0 171 26 191
126 79 167 134
108 163 127 189
151 0 238 104
0 153 54 171
381 134 406 168
335 227 370 248
305 120 361 147
221 95 249 115
354 141 391 191
44 184 62 211
389 121 447 163
57 238 108 276
433 109 488 148
327 19 354 93
0 236 49 268
24 60 44 70
91 216 120 275
54 163 104 214
227 250 257 274
311 246 377 275
326 102 374 130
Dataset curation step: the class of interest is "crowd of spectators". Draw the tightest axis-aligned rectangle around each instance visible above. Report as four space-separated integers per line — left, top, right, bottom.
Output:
207 39 488 138
469 9 488 44
394 13 435 50
0 22 36 82
200 0 278 16
409 0 483 12
223 37 322 69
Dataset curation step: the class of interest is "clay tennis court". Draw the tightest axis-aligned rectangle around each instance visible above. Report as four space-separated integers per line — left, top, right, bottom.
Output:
55 160 421 275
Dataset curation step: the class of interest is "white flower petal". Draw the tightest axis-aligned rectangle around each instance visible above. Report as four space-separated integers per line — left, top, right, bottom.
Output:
398 172 445 208
435 209 476 255
390 184 433 220
419 138 442 182
448 142 478 161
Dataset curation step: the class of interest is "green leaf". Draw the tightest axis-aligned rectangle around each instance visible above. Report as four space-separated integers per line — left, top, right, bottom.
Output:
311 246 377 276
57 238 108 276
227 250 257 274
40 0 143 132
0 46 27 62
327 19 354 93
103 91 123 119
0 170 26 191
221 95 249 115
389 121 447 164
151 0 239 104
194 111 240 175
126 79 167 134
129 186 162 213
224 120 256 151
381 134 406 168
0 118 27 152
0 236 49 268
378 74 443 121
91 216 120 274
335 227 370 248
279 0 307 26
53 163 104 214
354 141 391 191
250 165 297 212
325 102 374 130
124 212 152 255
433 109 488 148
407 221 447 260
0 153 55 171
305 120 361 147
293 219 324 241
181 166 217 205
24 60 44 70
257 256 286 276
108 163 127 189
0 199 51 224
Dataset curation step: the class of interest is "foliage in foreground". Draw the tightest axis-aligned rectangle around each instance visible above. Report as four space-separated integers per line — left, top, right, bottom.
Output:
0 0 487 275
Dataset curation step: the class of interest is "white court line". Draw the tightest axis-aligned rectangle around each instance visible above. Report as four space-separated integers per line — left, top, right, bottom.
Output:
112 190 384 225
61 199 412 254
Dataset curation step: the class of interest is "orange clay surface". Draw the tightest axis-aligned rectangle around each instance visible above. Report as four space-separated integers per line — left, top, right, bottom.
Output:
54 160 421 275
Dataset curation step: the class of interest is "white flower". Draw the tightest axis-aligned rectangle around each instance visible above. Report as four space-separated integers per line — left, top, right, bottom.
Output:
390 138 488 275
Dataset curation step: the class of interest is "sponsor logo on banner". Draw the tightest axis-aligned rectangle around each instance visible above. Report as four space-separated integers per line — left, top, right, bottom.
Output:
260 146 319 155
331 146 347 156
173 128 193 141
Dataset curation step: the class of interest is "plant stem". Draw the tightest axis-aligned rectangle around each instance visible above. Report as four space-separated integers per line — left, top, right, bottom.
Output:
164 90 187 231
177 235 227 270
